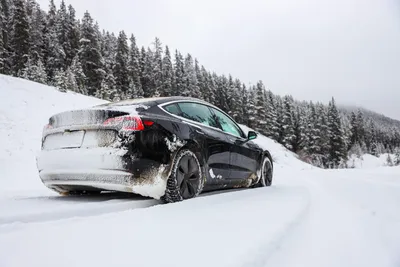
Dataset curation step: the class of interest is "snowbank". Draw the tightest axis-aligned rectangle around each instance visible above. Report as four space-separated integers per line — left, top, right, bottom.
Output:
240 125 312 170
0 75 107 192
347 153 398 169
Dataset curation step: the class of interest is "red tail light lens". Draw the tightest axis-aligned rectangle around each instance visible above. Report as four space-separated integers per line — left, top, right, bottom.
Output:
143 120 154 126
43 124 52 131
103 115 145 131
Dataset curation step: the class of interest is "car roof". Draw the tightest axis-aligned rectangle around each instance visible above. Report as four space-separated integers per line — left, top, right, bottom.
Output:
94 96 212 108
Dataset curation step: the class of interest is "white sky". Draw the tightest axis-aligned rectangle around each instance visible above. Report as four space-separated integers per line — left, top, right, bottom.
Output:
38 0 400 120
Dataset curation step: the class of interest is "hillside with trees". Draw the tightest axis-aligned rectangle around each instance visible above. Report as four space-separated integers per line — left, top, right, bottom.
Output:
1 0 399 168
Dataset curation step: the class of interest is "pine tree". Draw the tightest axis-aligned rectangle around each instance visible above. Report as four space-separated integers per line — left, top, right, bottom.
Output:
0 17 4 72
386 154 393 167
161 45 173 97
141 47 155 97
215 75 229 112
10 0 30 74
114 31 129 97
230 79 242 122
239 83 249 125
70 56 86 94
292 106 307 153
21 57 47 84
66 5 79 66
28 4 46 64
253 81 266 134
152 37 163 96
327 97 347 167
369 121 378 156
56 0 69 69
282 95 296 150
247 86 257 130
275 97 285 143
45 0 65 80
53 69 67 92
79 11 104 95
0 0 11 74
394 148 400 166
183 53 200 98
128 34 141 96
173 50 185 96
63 67 79 92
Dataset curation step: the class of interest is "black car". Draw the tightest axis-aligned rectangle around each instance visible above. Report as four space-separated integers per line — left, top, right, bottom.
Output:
36 97 273 203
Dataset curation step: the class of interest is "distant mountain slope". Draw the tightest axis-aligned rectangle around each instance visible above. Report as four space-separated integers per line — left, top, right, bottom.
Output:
339 105 400 130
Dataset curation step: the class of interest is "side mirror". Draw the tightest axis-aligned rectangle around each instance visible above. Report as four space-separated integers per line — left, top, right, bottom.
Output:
247 131 257 140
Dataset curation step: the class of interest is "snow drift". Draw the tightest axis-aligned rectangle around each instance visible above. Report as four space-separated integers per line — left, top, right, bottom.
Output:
0 74 107 192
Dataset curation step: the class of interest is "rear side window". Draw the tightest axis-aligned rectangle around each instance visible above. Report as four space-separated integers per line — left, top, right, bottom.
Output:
212 108 243 138
176 102 219 128
164 104 181 115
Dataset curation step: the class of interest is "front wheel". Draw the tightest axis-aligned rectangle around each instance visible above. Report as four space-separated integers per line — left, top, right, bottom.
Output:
254 156 273 187
162 149 204 203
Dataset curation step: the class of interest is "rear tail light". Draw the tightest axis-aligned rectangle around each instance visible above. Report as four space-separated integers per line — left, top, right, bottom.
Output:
103 115 147 131
43 124 52 131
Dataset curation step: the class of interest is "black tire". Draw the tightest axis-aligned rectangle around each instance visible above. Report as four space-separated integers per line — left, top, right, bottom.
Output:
163 149 204 203
254 156 273 187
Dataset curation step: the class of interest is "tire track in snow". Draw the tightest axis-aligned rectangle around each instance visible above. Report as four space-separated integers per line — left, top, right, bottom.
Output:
0 196 160 229
237 186 312 267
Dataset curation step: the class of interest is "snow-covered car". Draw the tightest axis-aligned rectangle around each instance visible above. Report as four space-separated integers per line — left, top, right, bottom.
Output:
36 97 273 202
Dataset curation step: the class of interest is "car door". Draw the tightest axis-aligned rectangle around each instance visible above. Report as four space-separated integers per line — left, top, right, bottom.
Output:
211 108 260 180
164 102 232 184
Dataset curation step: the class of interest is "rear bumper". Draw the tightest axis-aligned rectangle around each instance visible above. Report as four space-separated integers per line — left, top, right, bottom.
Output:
37 148 169 199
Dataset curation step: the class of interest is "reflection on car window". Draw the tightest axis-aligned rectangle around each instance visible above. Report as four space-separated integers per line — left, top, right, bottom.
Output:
164 104 181 115
212 109 243 137
177 102 219 128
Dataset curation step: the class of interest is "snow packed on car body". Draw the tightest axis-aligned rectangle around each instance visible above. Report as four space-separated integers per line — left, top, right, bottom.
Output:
36 96 273 202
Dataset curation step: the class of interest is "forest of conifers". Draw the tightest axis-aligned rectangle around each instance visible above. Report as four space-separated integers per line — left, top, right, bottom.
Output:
1 0 400 167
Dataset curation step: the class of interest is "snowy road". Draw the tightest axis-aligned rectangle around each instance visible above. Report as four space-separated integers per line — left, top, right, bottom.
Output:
1 167 399 267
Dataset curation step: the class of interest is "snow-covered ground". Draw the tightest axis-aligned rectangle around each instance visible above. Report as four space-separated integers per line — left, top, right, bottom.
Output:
347 153 398 169
0 75 400 267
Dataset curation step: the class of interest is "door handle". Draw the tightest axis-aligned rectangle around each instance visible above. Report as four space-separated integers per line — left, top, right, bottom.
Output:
195 129 205 135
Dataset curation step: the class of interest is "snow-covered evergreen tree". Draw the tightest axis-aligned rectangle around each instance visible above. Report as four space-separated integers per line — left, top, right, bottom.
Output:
281 96 296 150
254 81 266 134
152 37 163 96
173 50 185 96
114 31 129 97
183 53 200 98
79 11 104 95
128 34 141 97
65 4 79 66
21 57 47 84
327 98 347 167
394 148 400 166
53 69 67 92
161 45 173 97
70 56 86 94
0 0 11 74
10 0 30 74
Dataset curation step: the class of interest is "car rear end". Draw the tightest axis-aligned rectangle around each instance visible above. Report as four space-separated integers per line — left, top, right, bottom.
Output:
37 102 176 199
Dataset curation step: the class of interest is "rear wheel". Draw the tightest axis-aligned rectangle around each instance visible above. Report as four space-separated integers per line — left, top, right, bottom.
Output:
254 157 273 187
163 149 204 203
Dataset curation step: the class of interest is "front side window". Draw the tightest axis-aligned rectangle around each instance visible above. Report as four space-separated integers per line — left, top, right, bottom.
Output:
212 108 243 138
176 102 219 128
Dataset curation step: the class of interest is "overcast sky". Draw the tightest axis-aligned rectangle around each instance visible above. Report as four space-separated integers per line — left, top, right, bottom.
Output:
38 0 400 119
